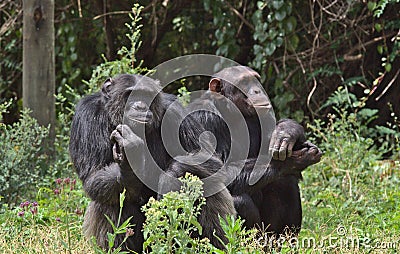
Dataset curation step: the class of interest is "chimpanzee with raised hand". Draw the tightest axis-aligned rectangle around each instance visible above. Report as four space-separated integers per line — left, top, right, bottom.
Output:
69 74 235 251
186 66 322 234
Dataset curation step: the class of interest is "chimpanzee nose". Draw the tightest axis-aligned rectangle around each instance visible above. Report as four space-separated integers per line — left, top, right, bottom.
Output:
133 101 147 110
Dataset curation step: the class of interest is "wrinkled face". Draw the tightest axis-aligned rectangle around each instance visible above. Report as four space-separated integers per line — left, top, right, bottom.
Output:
125 87 155 126
209 66 271 117
102 74 162 128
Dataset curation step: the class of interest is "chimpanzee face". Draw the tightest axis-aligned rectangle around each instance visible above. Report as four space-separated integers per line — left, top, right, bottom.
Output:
209 66 271 117
102 74 162 128
125 85 158 128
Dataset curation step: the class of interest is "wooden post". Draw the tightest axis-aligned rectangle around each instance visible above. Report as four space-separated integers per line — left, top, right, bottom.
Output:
22 0 55 151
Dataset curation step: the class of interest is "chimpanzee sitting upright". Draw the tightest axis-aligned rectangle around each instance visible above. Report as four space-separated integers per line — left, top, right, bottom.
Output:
69 74 235 251
185 66 322 234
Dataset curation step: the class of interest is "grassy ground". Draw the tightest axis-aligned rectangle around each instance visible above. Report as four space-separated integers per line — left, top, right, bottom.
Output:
1 158 398 253
297 159 399 253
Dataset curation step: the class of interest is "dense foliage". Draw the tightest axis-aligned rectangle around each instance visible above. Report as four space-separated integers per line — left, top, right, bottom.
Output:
1 0 399 123
0 104 49 205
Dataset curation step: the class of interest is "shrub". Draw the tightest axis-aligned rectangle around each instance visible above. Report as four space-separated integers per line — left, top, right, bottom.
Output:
141 173 263 253
0 103 49 206
142 174 212 253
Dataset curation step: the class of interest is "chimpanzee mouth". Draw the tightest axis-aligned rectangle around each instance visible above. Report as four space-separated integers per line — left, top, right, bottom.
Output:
130 117 151 124
127 113 152 124
131 118 149 124
253 103 272 110
248 99 272 109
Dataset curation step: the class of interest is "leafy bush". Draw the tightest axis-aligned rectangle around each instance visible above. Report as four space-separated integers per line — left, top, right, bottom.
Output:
307 110 381 198
305 84 399 199
142 173 262 253
320 84 400 154
213 215 261 254
0 103 49 206
142 174 212 253
83 4 148 94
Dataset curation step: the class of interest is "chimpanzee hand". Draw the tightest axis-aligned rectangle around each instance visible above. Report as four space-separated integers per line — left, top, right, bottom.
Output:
289 141 322 169
269 119 306 161
271 141 322 173
110 124 145 172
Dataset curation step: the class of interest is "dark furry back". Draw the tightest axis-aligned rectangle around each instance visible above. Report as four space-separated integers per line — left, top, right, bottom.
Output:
69 92 114 185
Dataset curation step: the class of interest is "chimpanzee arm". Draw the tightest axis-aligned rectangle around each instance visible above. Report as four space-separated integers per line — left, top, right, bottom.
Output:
269 118 307 161
228 141 322 195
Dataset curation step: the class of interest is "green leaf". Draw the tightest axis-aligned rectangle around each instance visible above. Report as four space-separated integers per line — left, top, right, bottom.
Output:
384 62 392 72
268 28 278 39
367 1 376 11
119 189 126 208
376 125 397 135
375 23 382 32
119 217 133 229
107 232 115 249
275 9 287 21
253 44 263 54
377 45 384 54
257 1 266 9
272 0 284 10
190 218 203 234
284 16 297 33
288 34 299 51
265 43 277 56
70 53 77 61
251 10 262 25
275 36 284 47
213 250 225 254
255 32 268 43
104 214 117 232
358 108 379 119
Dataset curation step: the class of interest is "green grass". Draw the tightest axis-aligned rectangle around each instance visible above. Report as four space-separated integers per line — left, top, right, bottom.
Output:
297 159 400 253
0 178 93 254
0 159 398 253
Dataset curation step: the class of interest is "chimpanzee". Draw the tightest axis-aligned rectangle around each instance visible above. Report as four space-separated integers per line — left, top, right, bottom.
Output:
186 66 322 234
69 74 235 251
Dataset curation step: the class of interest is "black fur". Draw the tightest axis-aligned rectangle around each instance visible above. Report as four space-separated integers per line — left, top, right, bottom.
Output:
69 74 235 251
186 66 322 233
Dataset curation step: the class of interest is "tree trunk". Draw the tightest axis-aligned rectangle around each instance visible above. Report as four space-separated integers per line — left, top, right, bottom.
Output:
22 0 55 152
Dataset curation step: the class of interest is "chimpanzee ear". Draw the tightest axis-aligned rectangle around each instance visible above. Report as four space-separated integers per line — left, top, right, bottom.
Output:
209 78 222 93
101 77 113 98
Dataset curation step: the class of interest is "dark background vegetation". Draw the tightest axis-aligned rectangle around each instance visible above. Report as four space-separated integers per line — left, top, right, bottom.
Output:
1 0 399 124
